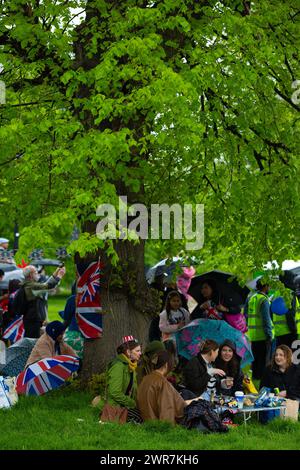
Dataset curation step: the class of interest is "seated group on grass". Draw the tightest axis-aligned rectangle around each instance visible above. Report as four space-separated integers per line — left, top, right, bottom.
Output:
23 321 300 428
92 335 300 429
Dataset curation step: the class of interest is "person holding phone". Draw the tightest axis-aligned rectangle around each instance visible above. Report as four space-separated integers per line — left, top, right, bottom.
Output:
21 265 66 338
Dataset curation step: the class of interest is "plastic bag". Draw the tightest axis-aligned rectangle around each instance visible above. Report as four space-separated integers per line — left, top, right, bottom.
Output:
282 399 299 421
254 387 271 407
0 340 6 365
0 376 18 409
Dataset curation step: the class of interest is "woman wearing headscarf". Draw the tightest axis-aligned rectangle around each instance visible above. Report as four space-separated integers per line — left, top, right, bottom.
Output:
25 320 76 367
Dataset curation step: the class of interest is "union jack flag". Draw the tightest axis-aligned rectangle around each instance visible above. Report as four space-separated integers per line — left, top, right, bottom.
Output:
2 316 24 343
76 260 103 339
16 355 80 396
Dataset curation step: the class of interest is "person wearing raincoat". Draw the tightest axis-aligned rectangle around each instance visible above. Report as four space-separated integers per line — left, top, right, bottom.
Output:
94 336 143 423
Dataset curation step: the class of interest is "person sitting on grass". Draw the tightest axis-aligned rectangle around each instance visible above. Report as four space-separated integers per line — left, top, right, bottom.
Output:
25 321 77 367
137 350 201 425
136 340 166 384
182 339 226 401
260 344 300 401
214 340 244 397
94 335 143 423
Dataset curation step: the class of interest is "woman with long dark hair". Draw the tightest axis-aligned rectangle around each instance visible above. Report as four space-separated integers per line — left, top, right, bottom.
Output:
190 280 232 321
214 340 244 396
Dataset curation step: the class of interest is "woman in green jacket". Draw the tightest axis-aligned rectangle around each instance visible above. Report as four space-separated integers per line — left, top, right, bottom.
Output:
97 335 142 423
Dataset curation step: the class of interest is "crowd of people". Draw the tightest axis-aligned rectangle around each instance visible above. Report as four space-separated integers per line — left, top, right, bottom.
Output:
93 335 300 430
1 239 300 429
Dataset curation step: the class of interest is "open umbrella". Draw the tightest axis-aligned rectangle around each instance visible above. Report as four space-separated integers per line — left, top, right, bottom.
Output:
0 263 17 273
31 259 62 268
0 338 37 377
2 316 24 344
280 266 300 290
173 319 253 367
146 257 182 284
188 270 249 307
0 267 24 290
16 355 80 395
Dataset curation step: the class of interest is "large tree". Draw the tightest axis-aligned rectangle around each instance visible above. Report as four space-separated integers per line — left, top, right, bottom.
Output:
1 0 300 378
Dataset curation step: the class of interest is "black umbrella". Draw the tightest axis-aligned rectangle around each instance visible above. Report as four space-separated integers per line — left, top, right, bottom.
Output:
0 267 24 290
280 266 300 290
188 270 250 307
0 263 17 273
31 259 62 267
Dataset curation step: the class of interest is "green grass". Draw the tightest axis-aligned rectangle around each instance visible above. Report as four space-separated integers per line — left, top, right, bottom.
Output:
0 386 299 450
17 296 298 450
47 295 68 322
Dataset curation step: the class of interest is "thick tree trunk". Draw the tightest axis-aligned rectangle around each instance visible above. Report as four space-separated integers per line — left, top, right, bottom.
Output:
79 234 159 383
80 290 151 382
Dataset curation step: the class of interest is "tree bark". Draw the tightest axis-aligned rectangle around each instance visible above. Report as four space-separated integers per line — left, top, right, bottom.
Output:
79 236 158 383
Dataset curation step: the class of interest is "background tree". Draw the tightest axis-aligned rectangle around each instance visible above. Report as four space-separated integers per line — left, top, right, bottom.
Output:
1 0 299 378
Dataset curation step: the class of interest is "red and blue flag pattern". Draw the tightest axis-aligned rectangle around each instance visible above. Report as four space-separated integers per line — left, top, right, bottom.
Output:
2 316 24 343
16 355 80 396
76 260 103 339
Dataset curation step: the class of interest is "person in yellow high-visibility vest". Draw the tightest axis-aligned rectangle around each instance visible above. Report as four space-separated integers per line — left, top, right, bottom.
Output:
294 276 300 340
271 288 298 348
244 280 275 380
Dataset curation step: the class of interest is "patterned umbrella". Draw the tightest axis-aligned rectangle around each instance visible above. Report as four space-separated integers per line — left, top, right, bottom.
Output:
16 355 80 396
173 319 254 367
2 316 24 344
0 338 37 377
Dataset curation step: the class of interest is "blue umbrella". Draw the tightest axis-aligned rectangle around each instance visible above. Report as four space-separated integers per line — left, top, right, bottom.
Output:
173 319 254 367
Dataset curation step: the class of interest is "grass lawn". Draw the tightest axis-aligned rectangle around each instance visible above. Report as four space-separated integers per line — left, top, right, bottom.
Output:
11 296 296 450
0 385 299 450
47 294 68 322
